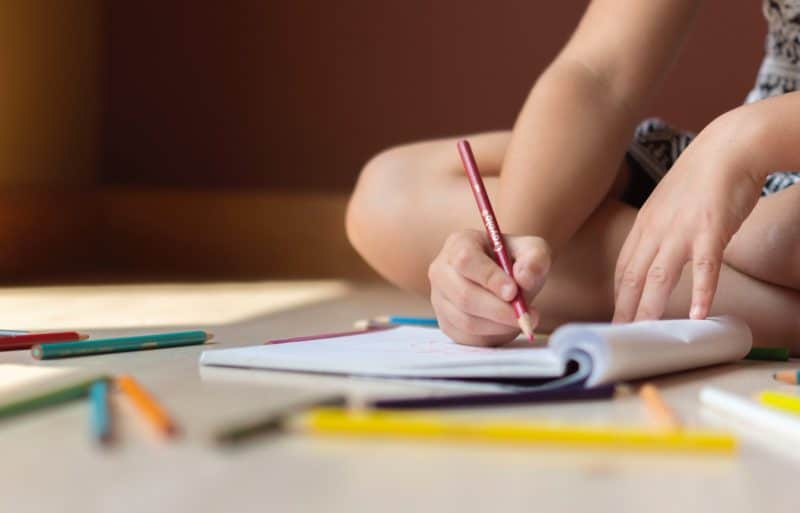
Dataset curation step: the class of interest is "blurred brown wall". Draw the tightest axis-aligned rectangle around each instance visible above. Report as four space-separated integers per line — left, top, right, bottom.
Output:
0 1 100 186
103 1 764 191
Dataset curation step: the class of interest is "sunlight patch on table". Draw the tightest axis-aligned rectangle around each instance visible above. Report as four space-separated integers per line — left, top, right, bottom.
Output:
0 281 351 330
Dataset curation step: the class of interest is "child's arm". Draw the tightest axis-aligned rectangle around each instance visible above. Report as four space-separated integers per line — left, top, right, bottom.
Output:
428 0 703 345
498 0 702 251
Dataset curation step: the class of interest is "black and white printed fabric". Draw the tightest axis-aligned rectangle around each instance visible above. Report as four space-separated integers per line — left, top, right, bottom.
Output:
626 0 800 199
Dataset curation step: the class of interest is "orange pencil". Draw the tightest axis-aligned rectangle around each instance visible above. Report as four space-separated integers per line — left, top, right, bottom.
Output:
639 383 681 430
774 370 800 385
116 375 178 437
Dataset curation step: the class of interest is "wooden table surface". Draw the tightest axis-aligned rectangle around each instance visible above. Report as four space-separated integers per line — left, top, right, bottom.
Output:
0 280 796 513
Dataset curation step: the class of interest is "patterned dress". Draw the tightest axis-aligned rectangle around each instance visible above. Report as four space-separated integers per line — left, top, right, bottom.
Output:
625 0 800 205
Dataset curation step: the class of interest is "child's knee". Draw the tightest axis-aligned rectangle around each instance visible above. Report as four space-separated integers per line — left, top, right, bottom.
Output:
346 146 413 268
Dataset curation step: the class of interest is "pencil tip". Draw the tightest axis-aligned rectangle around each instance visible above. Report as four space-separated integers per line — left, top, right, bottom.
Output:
518 314 534 342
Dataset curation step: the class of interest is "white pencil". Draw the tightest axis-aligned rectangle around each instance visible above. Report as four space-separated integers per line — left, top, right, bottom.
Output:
699 386 800 443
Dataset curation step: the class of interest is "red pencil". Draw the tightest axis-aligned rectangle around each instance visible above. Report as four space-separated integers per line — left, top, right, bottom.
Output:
0 331 87 351
457 140 534 341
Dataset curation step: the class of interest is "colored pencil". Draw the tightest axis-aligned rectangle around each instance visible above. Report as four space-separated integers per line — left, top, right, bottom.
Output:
639 383 681 430
377 316 438 327
744 347 790 361
0 331 86 351
758 390 800 416
354 316 439 330
215 395 347 445
89 379 112 444
370 384 616 409
774 370 800 385
457 140 534 341
301 408 736 453
700 386 800 443
116 375 178 437
0 330 28 337
268 327 390 345
31 330 212 359
0 374 106 421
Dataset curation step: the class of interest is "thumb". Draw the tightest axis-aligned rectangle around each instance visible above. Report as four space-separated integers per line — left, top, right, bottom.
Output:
506 235 551 300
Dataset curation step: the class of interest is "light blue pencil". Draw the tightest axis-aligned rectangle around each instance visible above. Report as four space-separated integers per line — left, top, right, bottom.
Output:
0 330 28 337
89 380 111 444
377 316 439 327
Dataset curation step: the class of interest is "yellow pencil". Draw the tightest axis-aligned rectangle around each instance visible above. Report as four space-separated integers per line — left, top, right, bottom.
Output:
302 408 736 453
639 383 682 430
116 375 178 437
758 390 800 416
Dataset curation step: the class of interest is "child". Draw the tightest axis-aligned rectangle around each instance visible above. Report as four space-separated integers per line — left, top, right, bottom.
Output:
346 0 800 349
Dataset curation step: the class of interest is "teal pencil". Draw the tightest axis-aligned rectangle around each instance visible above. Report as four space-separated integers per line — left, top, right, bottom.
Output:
89 379 111 444
31 330 213 360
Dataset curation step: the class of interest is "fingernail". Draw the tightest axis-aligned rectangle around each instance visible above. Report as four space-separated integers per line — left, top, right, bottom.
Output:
690 305 703 319
501 284 515 300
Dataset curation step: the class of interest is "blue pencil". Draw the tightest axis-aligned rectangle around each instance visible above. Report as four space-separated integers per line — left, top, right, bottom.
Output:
0 330 28 337
89 380 111 444
376 316 439 327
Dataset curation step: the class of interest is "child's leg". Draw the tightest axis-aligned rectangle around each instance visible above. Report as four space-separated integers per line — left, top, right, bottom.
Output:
723 184 800 289
347 133 800 348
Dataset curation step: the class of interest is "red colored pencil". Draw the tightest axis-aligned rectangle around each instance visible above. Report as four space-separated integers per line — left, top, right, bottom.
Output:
0 331 87 351
457 140 534 341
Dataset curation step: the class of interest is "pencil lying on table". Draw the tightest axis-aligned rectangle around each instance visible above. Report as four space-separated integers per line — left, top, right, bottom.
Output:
89 379 112 445
457 140 534 340
300 408 736 453
31 330 212 359
116 375 178 437
0 331 86 351
639 383 682 430
0 329 28 337
774 370 800 385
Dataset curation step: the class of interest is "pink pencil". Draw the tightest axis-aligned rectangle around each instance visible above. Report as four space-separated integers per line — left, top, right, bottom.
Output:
457 140 534 341
267 326 391 345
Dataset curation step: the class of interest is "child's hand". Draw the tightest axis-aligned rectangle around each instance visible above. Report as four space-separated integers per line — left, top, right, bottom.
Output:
428 229 551 346
613 112 763 322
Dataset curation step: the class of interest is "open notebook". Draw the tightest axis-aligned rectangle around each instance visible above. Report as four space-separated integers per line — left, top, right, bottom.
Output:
200 316 752 388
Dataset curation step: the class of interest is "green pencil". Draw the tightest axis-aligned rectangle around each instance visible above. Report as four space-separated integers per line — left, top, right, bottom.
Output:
744 347 790 362
0 375 107 420
31 330 213 360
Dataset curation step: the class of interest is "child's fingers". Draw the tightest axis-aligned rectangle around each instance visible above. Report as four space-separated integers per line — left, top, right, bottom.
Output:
690 234 723 320
436 315 515 347
438 267 519 328
447 232 517 301
634 241 686 321
433 290 518 338
614 224 642 301
507 236 551 295
613 239 660 323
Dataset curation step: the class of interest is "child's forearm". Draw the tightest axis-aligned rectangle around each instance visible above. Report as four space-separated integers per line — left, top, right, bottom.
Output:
732 91 800 180
498 58 642 253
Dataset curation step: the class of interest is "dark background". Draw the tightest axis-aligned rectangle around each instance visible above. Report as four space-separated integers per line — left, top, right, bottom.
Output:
0 1 769 280
102 1 765 190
